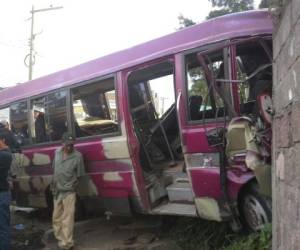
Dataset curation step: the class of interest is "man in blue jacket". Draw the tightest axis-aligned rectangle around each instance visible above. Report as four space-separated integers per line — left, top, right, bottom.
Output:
0 131 13 250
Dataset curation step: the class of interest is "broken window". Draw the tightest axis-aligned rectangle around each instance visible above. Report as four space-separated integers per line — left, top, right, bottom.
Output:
10 101 30 145
185 49 230 121
71 77 118 138
128 61 180 167
235 40 272 116
0 107 9 126
31 91 68 143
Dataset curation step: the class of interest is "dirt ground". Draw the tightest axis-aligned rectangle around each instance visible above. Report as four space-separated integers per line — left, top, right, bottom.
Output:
10 207 51 250
10 207 269 250
10 207 180 250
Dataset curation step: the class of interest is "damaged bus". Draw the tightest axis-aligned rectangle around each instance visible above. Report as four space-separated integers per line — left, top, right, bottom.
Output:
0 10 273 232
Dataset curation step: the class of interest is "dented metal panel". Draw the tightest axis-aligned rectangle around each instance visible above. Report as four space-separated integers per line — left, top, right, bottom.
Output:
195 197 222 222
32 153 51 165
102 136 130 159
14 133 142 213
185 153 220 168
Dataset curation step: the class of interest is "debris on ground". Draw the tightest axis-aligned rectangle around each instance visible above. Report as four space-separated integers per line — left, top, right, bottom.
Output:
10 208 271 250
11 207 51 250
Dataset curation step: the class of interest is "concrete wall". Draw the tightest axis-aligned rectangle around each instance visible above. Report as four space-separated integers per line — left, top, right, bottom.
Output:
273 1 300 249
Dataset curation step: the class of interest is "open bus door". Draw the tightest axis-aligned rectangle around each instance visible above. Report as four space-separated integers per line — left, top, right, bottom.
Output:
175 45 241 222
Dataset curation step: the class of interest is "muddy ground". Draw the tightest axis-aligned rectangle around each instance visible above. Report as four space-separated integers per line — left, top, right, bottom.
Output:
10 207 269 250
11 207 51 250
10 208 180 250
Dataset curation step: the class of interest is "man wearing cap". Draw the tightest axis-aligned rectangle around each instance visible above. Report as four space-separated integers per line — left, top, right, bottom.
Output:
0 131 13 250
52 133 85 250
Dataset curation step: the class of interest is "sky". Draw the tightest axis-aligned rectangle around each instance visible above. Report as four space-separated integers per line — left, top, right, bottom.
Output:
0 0 261 88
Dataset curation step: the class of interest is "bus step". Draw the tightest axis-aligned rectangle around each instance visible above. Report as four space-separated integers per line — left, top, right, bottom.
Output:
167 181 193 202
152 202 197 217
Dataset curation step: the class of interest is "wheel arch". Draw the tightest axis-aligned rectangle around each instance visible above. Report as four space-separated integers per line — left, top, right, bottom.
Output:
237 177 258 207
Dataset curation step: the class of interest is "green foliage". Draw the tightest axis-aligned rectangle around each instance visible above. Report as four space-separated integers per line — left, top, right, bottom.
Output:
259 0 272 8
188 68 208 96
170 218 233 250
209 0 254 10
207 9 232 19
169 217 272 250
178 14 196 29
190 78 208 97
223 224 272 250
207 0 254 19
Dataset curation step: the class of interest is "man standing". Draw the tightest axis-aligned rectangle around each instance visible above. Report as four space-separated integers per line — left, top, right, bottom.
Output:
0 131 13 250
52 133 85 250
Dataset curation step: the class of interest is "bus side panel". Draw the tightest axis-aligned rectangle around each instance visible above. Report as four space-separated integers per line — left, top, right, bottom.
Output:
14 136 142 215
14 144 57 208
189 167 254 200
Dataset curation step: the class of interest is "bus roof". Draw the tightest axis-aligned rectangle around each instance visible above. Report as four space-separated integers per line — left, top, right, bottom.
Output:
0 10 272 106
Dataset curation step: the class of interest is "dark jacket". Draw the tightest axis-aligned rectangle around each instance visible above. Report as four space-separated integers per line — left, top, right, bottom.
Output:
0 149 12 191
0 127 20 152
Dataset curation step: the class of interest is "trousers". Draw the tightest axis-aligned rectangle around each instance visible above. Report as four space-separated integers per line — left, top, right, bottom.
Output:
52 192 76 250
0 191 11 250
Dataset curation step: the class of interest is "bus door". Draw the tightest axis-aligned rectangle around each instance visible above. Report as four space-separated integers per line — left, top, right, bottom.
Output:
123 59 190 210
175 45 236 221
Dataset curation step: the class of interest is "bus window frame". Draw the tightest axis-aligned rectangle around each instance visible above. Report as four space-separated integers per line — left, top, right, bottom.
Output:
125 56 176 120
183 40 231 125
0 73 121 149
27 87 72 147
0 106 11 134
69 73 122 142
182 35 272 125
229 36 273 115
0 98 34 147
9 100 31 145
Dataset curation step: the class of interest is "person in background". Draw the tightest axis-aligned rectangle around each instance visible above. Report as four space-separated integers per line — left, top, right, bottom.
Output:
33 109 47 143
0 120 20 152
0 131 13 250
0 121 19 198
52 133 85 250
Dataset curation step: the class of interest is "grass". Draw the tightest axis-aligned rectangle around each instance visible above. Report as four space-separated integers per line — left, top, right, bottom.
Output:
167 217 271 250
223 224 272 250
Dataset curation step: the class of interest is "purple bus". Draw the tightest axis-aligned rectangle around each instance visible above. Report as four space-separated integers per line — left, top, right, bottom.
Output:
0 10 273 232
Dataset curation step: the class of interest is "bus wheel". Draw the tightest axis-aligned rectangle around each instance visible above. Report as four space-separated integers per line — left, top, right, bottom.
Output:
240 185 271 232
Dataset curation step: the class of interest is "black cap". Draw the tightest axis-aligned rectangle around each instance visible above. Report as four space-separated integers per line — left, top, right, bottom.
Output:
61 133 75 145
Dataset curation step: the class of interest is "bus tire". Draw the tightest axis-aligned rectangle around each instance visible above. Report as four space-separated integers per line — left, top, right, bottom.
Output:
239 183 272 232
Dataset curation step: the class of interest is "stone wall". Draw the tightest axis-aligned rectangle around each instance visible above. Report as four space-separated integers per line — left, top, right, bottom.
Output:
273 0 300 249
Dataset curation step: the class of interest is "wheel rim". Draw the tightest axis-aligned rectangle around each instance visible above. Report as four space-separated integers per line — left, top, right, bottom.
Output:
243 194 270 231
